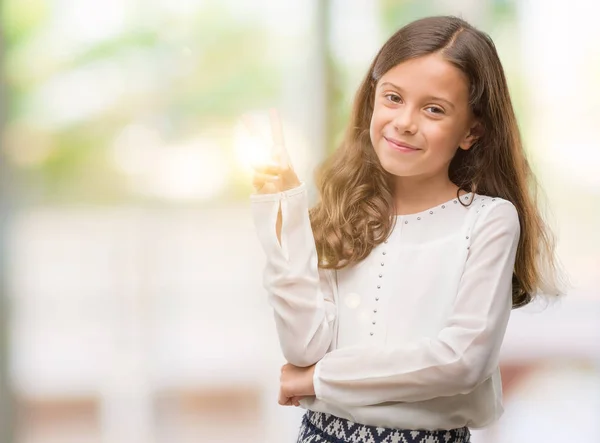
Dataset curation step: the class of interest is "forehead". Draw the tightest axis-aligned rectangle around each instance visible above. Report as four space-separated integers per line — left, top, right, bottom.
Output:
378 53 470 102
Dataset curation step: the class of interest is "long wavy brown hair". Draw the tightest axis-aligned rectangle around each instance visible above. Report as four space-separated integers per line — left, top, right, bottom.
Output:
309 16 565 308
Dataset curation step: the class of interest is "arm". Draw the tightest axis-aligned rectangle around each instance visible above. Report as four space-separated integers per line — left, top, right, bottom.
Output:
251 183 336 367
313 201 520 406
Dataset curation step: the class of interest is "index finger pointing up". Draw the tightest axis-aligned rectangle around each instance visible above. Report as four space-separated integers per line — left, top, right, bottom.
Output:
269 108 291 169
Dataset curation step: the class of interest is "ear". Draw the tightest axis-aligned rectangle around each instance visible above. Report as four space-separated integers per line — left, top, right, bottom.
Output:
458 120 482 151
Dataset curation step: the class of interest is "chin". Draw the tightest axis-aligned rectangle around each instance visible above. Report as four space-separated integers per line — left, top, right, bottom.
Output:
376 150 417 177
381 164 415 178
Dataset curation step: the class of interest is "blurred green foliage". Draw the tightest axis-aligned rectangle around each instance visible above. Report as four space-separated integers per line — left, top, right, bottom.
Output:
2 2 280 203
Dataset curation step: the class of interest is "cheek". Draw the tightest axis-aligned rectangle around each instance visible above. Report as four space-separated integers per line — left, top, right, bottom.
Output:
369 115 378 148
422 121 462 156
369 107 388 144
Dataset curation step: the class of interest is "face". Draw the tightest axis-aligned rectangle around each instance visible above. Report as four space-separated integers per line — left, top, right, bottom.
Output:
369 53 479 182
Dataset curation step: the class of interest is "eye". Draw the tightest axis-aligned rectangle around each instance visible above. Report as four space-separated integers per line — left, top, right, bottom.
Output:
384 93 402 104
425 106 445 115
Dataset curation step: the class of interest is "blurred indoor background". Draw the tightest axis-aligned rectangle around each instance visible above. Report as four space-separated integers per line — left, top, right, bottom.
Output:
0 0 599 442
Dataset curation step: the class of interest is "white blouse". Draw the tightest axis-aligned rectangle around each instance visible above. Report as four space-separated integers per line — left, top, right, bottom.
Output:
250 182 520 431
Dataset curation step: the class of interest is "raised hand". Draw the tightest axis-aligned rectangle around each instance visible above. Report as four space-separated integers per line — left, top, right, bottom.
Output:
244 109 301 195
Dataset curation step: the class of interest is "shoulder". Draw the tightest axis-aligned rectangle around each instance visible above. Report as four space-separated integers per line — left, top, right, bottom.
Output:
469 194 520 235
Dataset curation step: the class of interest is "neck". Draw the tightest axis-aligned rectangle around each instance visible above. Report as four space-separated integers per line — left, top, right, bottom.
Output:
392 174 465 215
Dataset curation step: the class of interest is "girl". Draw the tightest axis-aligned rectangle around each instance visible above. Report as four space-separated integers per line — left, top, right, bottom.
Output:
250 15 562 443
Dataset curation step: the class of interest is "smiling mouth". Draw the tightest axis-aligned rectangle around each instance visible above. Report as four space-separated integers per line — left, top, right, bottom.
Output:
384 137 421 152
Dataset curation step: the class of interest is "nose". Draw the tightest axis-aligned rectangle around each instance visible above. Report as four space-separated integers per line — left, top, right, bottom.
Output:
392 107 418 135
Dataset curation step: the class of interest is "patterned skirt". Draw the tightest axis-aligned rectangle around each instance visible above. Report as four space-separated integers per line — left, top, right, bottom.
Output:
297 410 471 443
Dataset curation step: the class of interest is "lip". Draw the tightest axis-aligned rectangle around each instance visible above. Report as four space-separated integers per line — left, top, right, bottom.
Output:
384 137 421 153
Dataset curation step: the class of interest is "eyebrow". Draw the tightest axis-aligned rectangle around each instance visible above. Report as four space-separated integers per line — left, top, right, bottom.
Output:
378 81 456 110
